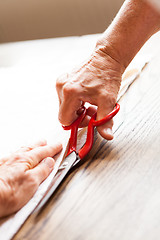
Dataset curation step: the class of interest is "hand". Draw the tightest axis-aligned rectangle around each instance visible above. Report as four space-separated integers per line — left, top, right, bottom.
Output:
56 48 123 140
0 140 62 218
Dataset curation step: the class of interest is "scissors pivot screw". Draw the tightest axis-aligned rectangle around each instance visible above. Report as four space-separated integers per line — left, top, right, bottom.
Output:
58 162 68 170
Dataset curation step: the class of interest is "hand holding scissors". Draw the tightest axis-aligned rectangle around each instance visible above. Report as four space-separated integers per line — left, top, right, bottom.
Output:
35 103 120 211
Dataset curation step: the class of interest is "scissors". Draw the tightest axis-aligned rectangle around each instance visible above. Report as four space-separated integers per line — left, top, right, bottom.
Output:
35 103 120 212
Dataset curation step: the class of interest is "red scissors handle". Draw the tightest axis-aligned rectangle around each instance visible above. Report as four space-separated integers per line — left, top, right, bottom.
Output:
63 103 120 159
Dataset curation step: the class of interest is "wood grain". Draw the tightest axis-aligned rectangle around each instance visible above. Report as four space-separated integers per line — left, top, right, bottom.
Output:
13 49 160 239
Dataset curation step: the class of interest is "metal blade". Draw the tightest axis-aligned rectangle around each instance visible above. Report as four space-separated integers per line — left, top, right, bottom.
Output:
34 151 78 212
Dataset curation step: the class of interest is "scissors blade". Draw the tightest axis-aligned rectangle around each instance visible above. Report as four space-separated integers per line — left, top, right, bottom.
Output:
34 151 78 212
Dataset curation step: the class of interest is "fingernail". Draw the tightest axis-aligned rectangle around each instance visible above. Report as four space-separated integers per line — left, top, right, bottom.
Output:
105 128 113 138
44 157 55 169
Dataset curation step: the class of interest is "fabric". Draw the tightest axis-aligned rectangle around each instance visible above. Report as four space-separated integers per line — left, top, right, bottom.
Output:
0 34 150 240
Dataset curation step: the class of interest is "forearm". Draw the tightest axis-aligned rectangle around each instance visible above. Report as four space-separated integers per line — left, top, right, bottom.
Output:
56 0 160 140
96 0 160 71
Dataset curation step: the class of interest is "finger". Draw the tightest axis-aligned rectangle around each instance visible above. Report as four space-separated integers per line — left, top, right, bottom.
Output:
56 73 69 106
17 139 47 152
97 101 115 140
26 143 62 169
0 157 8 166
79 105 97 127
58 83 83 126
97 118 114 140
59 98 83 126
28 157 55 184
76 102 85 115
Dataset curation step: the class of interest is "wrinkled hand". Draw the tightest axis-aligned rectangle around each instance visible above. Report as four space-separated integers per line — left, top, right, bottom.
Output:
0 140 62 218
56 48 123 140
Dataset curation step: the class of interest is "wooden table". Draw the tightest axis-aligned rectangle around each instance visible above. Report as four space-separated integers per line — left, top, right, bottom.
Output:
1 32 160 240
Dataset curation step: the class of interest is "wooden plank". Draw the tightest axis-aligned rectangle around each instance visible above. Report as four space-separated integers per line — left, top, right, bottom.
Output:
14 47 160 239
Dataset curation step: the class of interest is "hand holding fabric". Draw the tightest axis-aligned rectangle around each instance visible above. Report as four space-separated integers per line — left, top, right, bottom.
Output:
0 140 62 218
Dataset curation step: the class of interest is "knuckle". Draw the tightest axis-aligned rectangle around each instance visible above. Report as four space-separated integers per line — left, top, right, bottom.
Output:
56 73 69 90
62 83 77 97
25 154 36 169
12 152 24 161
56 77 62 90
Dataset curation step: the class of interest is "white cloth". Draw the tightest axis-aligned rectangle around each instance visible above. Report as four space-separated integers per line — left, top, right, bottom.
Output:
0 32 154 239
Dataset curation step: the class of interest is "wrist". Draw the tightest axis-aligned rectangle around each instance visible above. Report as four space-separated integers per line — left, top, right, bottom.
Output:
95 38 126 74
95 0 160 71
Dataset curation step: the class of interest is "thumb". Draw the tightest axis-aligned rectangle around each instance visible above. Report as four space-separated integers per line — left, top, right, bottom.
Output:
96 103 115 140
